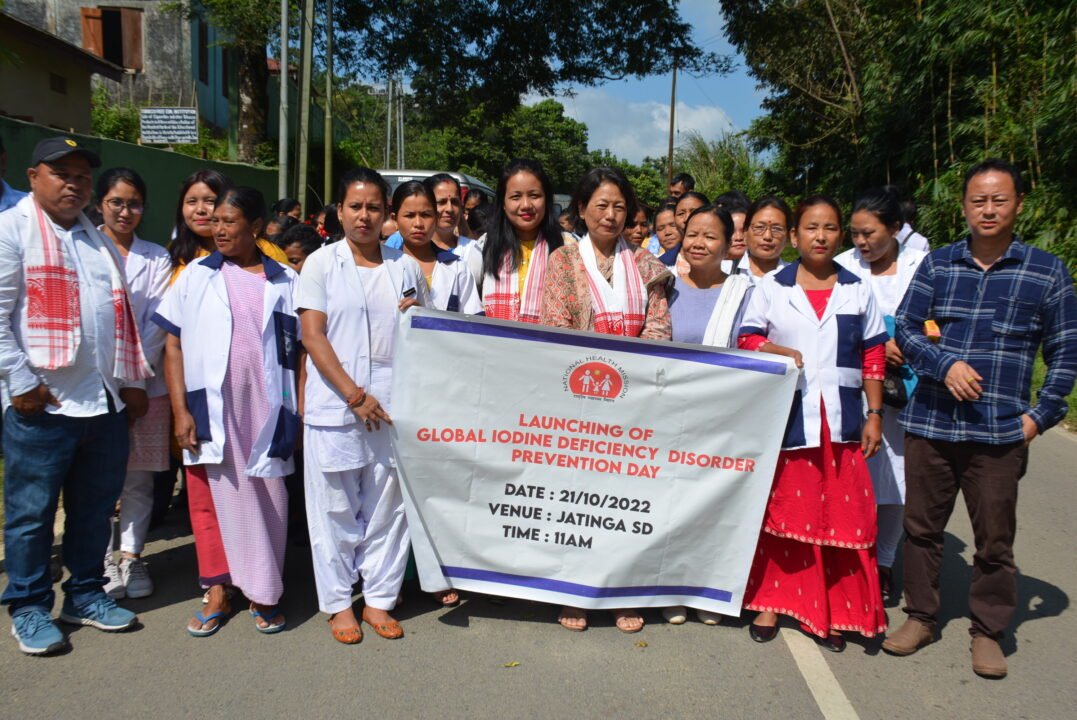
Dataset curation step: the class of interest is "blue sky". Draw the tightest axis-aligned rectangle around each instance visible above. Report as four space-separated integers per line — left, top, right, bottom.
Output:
527 1 767 163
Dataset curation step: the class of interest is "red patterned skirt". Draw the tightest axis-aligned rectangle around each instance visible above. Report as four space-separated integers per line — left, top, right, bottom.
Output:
743 411 887 638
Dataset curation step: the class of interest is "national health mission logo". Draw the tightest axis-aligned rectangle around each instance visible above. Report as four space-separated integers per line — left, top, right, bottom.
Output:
563 356 629 401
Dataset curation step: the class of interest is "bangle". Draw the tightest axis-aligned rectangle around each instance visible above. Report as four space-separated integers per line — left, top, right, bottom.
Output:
866 408 884 417
345 388 366 408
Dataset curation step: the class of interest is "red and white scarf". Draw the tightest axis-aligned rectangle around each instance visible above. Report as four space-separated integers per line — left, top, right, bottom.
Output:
578 234 646 337
482 234 548 324
22 196 152 380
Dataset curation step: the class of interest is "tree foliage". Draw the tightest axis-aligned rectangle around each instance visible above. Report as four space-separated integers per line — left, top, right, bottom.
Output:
720 0 1077 270
334 0 731 119
673 132 770 202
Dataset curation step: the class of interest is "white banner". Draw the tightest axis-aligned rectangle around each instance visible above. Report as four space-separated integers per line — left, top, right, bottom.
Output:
391 309 798 615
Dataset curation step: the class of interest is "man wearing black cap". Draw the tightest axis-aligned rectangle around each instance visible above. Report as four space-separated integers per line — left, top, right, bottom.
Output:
0 136 28 213
0 136 153 655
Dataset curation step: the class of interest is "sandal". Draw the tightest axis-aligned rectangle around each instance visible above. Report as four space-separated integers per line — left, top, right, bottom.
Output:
613 609 644 634
361 608 404 639
249 604 286 634
329 617 363 645
433 590 460 607
558 606 587 632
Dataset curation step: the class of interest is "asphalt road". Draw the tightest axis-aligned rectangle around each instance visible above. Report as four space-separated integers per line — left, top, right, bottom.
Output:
1 429 1075 720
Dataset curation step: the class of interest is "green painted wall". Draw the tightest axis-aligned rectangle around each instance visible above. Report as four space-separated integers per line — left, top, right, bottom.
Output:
1 116 277 245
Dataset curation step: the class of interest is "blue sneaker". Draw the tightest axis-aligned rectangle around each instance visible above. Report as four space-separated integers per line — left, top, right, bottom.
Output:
59 595 137 631
10 608 67 655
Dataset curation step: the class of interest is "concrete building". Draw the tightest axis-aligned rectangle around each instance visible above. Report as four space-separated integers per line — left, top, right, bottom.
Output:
3 0 195 107
0 11 123 132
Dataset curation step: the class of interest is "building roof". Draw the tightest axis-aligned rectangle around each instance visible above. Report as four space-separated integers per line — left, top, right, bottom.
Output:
0 11 124 81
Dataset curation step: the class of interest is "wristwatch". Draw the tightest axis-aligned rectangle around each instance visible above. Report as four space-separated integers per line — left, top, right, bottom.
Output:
866 408 885 417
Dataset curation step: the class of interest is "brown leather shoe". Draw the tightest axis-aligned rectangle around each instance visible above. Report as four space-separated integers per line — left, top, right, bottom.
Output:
881 618 934 656
970 636 1007 678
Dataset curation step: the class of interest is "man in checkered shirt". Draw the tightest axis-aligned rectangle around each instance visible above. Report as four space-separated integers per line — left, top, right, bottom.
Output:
882 159 1077 679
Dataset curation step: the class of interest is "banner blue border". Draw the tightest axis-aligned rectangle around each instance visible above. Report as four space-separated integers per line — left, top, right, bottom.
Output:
411 315 789 376
441 565 733 602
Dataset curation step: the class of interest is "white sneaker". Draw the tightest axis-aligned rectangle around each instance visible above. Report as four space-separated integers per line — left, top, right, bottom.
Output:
120 557 154 599
103 554 125 600
696 608 722 626
662 606 688 625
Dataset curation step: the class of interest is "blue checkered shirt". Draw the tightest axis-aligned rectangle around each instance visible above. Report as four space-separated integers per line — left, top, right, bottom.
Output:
895 237 1077 444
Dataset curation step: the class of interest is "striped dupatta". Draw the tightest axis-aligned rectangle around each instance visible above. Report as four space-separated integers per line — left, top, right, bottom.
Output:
482 234 549 324
577 234 646 337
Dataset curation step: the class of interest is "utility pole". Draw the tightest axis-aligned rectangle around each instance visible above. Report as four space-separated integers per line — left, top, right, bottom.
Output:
277 0 289 200
384 77 393 168
323 0 333 203
666 57 677 186
296 0 315 216
396 77 404 168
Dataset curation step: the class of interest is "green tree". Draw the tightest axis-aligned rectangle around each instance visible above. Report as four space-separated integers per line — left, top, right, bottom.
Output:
673 132 769 201
720 0 1077 271
166 0 275 163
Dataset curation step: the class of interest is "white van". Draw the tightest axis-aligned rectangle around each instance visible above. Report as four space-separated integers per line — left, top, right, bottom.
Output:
378 169 495 205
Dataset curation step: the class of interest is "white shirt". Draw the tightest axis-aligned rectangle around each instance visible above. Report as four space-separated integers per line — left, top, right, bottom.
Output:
0 199 134 416
834 245 928 317
296 241 428 428
429 249 482 313
725 256 789 286
153 251 301 477
739 261 888 450
356 264 398 362
896 223 930 253
112 233 173 398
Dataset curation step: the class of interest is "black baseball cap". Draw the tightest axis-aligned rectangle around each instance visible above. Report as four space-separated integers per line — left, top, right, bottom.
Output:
29 137 101 168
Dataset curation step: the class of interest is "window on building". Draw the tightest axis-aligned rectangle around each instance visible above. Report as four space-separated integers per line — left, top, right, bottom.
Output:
50 73 68 95
221 48 229 98
197 19 208 85
80 6 143 71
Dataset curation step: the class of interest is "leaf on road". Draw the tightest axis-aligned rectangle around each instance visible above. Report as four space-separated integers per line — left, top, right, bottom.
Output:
503 661 521 668
635 640 648 648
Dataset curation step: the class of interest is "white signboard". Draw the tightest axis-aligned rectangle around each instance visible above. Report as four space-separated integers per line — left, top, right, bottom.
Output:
140 107 198 145
391 309 799 616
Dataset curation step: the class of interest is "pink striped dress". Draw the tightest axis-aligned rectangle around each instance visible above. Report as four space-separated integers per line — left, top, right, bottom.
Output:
205 261 289 606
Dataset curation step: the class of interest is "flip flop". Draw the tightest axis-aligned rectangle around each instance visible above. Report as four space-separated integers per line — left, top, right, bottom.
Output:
187 610 225 637
361 608 404 639
329 618 363 645
249 604 286 634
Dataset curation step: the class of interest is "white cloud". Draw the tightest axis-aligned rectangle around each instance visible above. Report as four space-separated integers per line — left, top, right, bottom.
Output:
528 88 735 164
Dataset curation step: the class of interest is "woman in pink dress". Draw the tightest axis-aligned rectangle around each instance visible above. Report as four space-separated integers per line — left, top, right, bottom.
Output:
156 186 301 637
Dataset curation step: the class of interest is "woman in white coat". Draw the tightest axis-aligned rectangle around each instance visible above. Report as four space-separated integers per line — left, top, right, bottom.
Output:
96 168 172 600
395 181 481 315
155 186 301 637
835 187 928 598
738 195 888 652
298 168 425 645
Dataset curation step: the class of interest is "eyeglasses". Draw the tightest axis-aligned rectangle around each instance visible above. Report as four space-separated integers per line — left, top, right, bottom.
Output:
750 223 786 238
104 198 144 214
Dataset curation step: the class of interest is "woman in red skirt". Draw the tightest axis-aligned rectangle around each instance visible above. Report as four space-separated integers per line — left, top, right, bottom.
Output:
737 195 888 652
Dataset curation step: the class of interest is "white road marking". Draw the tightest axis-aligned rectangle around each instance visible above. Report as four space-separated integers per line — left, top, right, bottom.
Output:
783 630 861 720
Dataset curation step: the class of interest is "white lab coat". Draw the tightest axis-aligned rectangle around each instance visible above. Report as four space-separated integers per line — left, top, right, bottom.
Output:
153 251 301 477
835 245 927 504
296 240 427 431
429 248 482 313
121 235 172 398
739 261 888 450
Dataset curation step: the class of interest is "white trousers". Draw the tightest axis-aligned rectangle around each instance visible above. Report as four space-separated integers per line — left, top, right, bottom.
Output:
876 503 904 568
110 470 154 555
304 425 409 614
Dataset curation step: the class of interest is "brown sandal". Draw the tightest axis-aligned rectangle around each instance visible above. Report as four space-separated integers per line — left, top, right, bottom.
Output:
433 590 460 607
329 617 363 645
361 608 404 639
